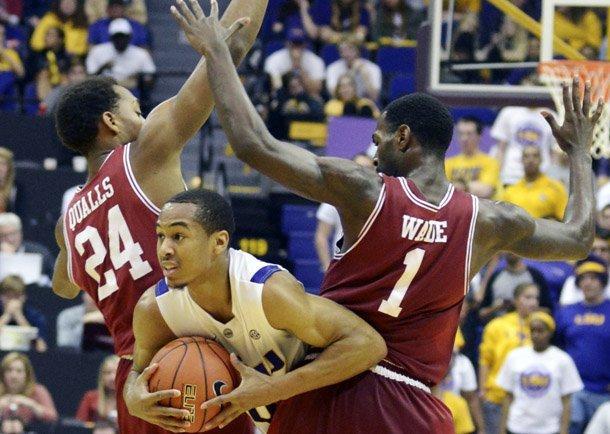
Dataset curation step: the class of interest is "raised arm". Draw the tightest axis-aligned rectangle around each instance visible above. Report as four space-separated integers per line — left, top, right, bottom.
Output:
123 288 190 432
172 2 381 219
51 216 81 300
201 271 387 430
471 79 604 273
130 0 267 178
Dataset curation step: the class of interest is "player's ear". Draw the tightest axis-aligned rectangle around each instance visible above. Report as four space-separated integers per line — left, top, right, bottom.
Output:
396 124 411 152
212 230 230 255
101 111 120 136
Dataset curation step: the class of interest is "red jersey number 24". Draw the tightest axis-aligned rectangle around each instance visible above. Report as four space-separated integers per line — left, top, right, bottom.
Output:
74 204 153 301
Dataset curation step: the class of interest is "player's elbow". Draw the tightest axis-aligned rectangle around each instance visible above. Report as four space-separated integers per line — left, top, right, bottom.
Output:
52 282 80 299
356 328 387 366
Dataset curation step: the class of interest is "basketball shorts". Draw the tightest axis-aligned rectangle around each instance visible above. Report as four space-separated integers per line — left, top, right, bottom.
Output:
268 364 455 434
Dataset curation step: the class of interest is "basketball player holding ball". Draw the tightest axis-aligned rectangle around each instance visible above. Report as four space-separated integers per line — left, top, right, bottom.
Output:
50 0 269 432
170 2 605 431
123 189 387 433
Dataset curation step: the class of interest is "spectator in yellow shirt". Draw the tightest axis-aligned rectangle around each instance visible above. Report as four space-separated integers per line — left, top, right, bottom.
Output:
30 0 89 57
502 145 568 220
479 282 539 434
445 116 500 199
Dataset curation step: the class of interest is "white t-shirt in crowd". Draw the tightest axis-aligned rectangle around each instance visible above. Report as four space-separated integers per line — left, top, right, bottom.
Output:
316 203 342 256
596 181 610 212
559 274 610 305
489 107 555 185
325 58 382 98
441 353 478 396
263 48 326 86
86 43 156 82
497 345 583 434
585 401 610 434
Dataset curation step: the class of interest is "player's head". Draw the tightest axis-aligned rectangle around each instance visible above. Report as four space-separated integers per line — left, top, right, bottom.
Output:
513 283 539 317
55 77 144 157
157 189 235 287
529 311 555 352
575 255 608 304
373 93 453 176
0 352 36 395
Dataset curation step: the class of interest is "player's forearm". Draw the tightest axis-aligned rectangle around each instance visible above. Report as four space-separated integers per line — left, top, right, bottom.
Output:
170 0 268 141
269 330 386 402
205 42 276 159
562 151 595 252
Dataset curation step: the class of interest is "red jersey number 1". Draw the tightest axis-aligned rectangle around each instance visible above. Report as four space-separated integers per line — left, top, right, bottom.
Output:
74 204 153 301
378 248 425 317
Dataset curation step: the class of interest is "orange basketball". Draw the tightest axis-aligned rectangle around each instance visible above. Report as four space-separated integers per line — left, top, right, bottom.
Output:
148 337 239 433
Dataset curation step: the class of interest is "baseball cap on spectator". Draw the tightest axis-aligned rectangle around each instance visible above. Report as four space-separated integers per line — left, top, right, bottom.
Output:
287 27 307 45
109 18 132 36
575 254 609 288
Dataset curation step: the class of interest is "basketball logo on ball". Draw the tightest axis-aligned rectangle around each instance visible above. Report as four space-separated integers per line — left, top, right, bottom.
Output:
182 384 197 423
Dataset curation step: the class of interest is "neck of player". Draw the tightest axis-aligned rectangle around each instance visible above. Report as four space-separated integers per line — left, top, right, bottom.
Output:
188 255 234 324
407 156 450 201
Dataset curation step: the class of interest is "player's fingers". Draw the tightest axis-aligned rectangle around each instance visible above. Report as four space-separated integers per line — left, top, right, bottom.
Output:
562 81 574 115
170 5 189 28
151 417 190 432
592 99 605 124
582 81 591 116
224 17 251 41
147 389 181 403
229 353 247 374
189 0 205 20
571 76 581 116
176 0 196 24
210 0 219 21
140 363 159 381
541 111 560 136
154 405 191 419
201 394 228 410
217 409 243 429
204 407 242 431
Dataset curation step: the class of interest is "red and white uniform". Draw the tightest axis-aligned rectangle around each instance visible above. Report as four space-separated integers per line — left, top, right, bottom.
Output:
63 144 253 434
270 174 479 434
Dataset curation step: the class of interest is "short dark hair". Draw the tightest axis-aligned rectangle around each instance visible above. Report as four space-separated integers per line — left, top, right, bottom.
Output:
55 77 119 156
167 189 235 238
457 116 483 135
383 93 454 158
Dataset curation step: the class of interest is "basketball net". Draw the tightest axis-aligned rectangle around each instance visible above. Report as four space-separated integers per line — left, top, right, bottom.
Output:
538 60 610 159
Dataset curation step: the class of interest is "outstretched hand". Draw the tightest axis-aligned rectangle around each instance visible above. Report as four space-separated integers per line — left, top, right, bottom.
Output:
170 0 250 56
542 76 605 156
201 353 279 431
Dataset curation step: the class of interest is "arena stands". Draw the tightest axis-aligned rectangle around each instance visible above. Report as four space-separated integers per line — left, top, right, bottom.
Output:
0 0 609 433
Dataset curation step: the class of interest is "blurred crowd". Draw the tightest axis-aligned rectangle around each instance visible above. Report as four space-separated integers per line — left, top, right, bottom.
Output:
1 1 610 434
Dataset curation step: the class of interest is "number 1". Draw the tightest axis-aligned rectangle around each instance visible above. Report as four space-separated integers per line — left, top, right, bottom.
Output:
378 248 425 317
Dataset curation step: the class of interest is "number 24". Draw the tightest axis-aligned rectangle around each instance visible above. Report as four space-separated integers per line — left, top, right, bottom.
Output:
378 248 425 317
74 205 152 301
